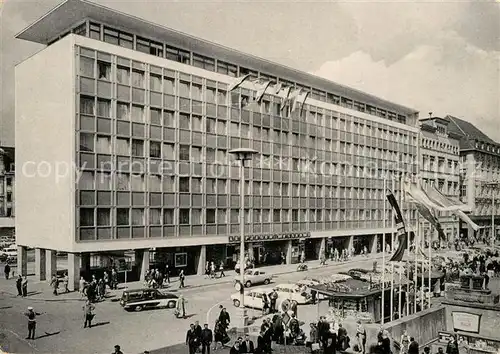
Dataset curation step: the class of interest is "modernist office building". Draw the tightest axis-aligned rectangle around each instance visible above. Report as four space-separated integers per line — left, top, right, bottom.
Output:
0 147 15 243
447 116 500 242
15 0 419 289
419 117 461 243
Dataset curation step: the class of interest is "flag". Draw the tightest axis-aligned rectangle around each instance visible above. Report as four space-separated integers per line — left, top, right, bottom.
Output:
280 87 293 112
255 81 272 104
425 185 480 231
299 91 311 117
228 74 250 92
387 190 407 262
272 83 283 95
404 182 446 240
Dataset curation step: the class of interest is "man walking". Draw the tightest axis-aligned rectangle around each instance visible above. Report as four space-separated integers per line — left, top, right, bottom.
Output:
219 261 226 278
50 275 59 296
186 324 198 354
22 276 28 297
24 306 42 340
269 289 278 313
83 300 96 328
201 323 213 354
4 263 10 279
179 269 186 288
16 275 22 296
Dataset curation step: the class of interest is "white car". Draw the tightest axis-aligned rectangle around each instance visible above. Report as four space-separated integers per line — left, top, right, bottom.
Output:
231 287 274 309
273 283 311 305
235 269 272 288
1 246 17 258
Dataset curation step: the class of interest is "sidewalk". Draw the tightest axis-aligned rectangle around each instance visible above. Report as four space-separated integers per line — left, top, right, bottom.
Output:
0 253 382 302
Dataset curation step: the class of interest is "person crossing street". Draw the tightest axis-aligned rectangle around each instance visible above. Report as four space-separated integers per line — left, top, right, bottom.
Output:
83 300 96 328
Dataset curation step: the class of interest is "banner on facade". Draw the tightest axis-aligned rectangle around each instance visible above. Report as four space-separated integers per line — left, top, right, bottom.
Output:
452 311 481 333
228 232 311 244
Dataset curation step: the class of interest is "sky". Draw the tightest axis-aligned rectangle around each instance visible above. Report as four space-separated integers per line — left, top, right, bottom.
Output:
0 0 499 147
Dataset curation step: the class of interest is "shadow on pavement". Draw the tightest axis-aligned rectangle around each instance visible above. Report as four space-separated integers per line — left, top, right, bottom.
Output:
36 331 60 339
91 321 110 328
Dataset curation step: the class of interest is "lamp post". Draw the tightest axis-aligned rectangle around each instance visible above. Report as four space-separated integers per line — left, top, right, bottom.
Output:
485 181 499 246
229 147 258 331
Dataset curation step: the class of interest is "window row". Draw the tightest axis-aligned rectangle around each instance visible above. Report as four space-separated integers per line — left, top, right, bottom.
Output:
78 207 399 227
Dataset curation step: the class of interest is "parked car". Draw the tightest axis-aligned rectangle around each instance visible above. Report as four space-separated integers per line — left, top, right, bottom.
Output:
235 269 272 288
120 288 178 312
273 283 312 305
0 246 17 258
230 287 274 309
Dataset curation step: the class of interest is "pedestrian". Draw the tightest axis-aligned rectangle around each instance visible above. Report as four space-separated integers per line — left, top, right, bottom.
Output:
400 330 410 354
176 294 186 318
205 261 210 279
22 276 28 297
112 345 124 354
165 264 171 284
98 278 106 300
240 334 255 353
186 323 199 354
111 269 118 289
50 275 59 296
219 261 226 278
210 262 216 279
201 323 213 354
356 320 366 354
24 306 42 340
63 273 69 293
408 337 419 354
4 263 10 279
83 299 95 328
103 271 109 289
16 274 22 296
269 289 278 313
79 276 86 297
218 307 231 330
179 269 186 288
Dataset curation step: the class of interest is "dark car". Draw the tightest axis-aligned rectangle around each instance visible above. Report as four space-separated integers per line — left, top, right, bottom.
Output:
120 288 178 312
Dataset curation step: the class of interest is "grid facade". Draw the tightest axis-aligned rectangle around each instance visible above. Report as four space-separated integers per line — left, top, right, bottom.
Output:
75 43 418 243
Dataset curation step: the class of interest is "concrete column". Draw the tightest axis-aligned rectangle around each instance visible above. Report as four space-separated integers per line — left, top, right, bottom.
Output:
286 240 293 264
81 253 91 279
345 236 354 256
138 249 150 282
318 238 326 260
369 235 378 254
67 253 81 292
17 246 28 276
197 245 206 276
35 248 46 281
46 250 57 280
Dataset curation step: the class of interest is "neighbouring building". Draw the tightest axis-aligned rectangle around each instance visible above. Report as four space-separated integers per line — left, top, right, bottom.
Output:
419 117 461 244
447 115 500 242
15 0 419 289
0 146 15 246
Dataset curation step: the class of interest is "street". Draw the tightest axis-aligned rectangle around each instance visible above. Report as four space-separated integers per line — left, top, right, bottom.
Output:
0 256 379 353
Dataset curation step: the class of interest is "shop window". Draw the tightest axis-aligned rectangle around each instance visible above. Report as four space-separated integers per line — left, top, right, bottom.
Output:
175 253 187 268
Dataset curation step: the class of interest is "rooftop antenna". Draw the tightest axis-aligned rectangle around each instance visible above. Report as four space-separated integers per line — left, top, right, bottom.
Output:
428 112 433 118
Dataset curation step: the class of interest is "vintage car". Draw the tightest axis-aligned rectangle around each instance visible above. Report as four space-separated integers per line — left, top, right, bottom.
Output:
234 269 273 288
120 288 178 312
230 287 275 309
273 283 311 305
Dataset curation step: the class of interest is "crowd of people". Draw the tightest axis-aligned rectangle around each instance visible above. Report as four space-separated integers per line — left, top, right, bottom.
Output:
204 261 227 279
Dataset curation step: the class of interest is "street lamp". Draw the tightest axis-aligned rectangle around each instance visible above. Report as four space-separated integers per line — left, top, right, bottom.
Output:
229 147 258 331
485 181 500 246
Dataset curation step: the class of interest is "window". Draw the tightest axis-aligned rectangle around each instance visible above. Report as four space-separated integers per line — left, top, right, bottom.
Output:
179 113 190 129
131 105 144 122
192 115 202 131
218 209 227 223
131 139 144 156
89 22 101 40
97 99 111 117
116 138 129 155
131 209 144 225
116 173 130 190
206 209 216 223
166 46 190 64
230 209 239 223
193 54 215 71
149 208 162 224
206 118 216 133
149 175 161 192
217 90 227 105
117 208 129 225
97 61 111 80
150 141 161 158
206 87 216 103
163 78 175 94
217 61 237 77
80 133 94 152
80 57 94 77
150 108 161 125
162 143 175 159
80 96 95 115
192 84 202 101
179 177 190 193
96 172 111 190
179 81 190 98
97 208 111 226
117 102 130 120
117 66 130 85
192 146 202 161
132 70 144 87
273 209 281 222
179 209 190 224
79 208 94 226
163 209 174 224
217 179 227 193
137 37 164 57
150 74 162 92
164 110 175 127
96 135 111 154
179 145 190 161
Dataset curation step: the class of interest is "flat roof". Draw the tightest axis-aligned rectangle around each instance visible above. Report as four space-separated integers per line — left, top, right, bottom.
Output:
16 0 418 117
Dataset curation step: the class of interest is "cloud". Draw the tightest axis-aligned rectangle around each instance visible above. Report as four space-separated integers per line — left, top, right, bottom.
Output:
311 30 500 141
